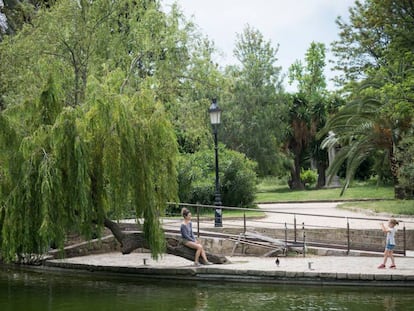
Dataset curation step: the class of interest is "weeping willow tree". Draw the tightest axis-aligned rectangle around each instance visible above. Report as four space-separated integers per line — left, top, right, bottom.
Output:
0 73 178 262
0 0 231 264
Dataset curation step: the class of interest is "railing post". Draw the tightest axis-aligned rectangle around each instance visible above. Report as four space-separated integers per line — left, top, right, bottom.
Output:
347 217 350 255
403 224 406 256
294 214 297 243
302 222 306 257
197 205 200 238
243 212 246 234
284 222 288 250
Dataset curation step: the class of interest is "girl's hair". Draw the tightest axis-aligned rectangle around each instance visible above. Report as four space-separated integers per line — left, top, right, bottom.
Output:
181 207 190 218
389 218 399 225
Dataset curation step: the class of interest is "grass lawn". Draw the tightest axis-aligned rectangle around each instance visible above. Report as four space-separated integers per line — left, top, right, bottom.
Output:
255 178 413 215
339 200 414 216
168 180 412 218
256 184 394 202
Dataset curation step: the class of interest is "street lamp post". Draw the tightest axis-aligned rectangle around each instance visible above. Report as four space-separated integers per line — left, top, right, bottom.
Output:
209 98 222 227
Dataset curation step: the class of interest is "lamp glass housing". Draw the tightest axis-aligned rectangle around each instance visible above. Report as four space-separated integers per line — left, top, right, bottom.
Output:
209 100 222 125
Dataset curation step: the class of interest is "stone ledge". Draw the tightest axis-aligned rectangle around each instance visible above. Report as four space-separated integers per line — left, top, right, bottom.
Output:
43 260 414 287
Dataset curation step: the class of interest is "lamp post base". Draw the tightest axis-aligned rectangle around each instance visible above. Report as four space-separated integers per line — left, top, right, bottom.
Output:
214 208 222 227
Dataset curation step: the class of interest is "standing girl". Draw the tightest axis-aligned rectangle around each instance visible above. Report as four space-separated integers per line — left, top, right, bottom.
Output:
378 218 399 269
180 208 212 266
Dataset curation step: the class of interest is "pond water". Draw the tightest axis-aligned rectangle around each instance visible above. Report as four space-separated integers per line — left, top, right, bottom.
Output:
1 266 413 311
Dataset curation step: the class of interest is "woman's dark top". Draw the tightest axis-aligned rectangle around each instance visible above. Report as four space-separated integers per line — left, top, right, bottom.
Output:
180 222 196 242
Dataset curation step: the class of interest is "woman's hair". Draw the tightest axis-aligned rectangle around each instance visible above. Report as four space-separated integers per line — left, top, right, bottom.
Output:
389 218 399 225
181 207 190 218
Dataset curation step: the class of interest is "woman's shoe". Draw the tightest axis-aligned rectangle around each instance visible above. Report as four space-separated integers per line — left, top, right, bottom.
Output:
204 261 214 265
193 262 201 267
377 264 386 269
389 264 396 269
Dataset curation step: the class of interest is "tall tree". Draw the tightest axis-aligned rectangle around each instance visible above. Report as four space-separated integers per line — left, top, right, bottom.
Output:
0 74 179 261
287 42 329 189
0 0 208 261
329 0 414 198
221 25 288 176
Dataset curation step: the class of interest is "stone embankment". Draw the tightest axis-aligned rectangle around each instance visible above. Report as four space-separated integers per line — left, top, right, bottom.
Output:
45 252 414 287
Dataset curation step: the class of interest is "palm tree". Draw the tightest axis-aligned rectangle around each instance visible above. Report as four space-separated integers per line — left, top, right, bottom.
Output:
285 94 313 190
321 96 409 198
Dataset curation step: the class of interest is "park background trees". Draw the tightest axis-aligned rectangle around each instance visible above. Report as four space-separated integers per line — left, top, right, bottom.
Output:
0 0 413 262
287 42 330 190
220 25 289 177
327 0 414 198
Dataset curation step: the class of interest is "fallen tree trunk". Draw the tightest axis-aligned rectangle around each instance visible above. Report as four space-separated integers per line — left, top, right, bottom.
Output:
104 218 229 264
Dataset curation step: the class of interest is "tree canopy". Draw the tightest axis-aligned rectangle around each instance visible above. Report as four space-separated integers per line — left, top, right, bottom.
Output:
287 42 330 189
0 0 188 261
327 0 414 198
221 25 288 177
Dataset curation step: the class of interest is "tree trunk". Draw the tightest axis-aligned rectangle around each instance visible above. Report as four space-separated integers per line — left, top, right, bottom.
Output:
287 139 306 190
316 160 327 189
103 218 229 264
289 158 305 190
388 146 411 200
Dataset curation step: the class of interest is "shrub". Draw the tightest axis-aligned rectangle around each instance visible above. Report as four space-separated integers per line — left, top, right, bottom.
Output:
177 145 257 209
300 168 318 188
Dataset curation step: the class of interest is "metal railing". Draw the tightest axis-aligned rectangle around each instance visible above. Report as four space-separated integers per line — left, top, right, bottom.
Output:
167 202 413 256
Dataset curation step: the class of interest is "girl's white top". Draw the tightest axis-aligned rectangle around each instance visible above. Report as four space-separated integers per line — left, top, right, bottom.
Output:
386 227 397 245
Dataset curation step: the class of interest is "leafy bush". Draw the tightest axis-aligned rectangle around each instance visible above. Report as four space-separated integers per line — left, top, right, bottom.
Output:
177 145 257 210
396 134 414 199
300 168 318 188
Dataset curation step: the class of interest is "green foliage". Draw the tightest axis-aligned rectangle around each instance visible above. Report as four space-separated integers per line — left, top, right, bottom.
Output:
0 0 224 261
300 169 318 188
332 0 414 84
221 25 288 176
0 0 42 39
221 149 258 207
395 132 414 199
0 0 185 261
177 146 257 209
329 0 414 198
321 98 386 192
0 73 178 261
288 41 327 98
287 42 331 189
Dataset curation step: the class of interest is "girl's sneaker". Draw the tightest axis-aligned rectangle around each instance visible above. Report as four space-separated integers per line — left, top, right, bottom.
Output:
377 264 386 269
389 265 396 269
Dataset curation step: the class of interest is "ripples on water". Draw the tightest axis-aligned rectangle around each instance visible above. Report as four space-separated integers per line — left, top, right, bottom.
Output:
0 266 412 311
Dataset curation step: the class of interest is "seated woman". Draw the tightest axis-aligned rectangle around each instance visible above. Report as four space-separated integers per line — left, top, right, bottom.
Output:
180 208 213 266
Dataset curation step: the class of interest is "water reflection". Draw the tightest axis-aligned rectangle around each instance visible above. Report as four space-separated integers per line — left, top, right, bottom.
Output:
0 266 413 311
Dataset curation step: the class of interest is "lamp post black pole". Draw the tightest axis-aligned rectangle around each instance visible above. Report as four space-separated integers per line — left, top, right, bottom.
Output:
209 98 222 227
213 124 222 227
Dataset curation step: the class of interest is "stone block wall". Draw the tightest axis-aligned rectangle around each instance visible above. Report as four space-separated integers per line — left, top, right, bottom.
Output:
50 227 414 259
48 235 120 259
211 227 414 256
